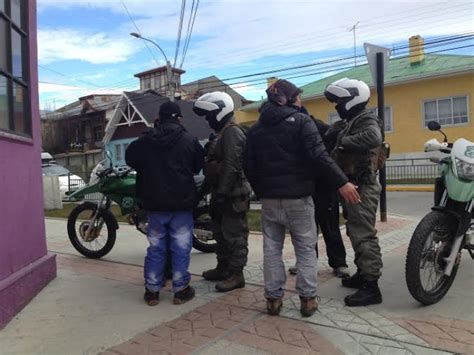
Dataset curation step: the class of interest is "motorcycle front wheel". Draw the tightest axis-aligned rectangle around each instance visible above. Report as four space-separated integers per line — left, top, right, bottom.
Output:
405 211 461 305
67 202 117 258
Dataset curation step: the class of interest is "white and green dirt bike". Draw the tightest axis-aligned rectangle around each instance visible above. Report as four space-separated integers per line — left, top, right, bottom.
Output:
405 121 474 305
65 154 216 259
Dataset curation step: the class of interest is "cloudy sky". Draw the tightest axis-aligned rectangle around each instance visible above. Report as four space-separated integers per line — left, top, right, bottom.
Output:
37 0 474 110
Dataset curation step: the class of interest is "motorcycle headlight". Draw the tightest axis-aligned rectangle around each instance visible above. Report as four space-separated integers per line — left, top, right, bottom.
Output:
455 158 474 181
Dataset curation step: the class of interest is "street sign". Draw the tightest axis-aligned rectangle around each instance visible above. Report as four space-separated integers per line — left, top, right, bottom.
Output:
364 43 391 84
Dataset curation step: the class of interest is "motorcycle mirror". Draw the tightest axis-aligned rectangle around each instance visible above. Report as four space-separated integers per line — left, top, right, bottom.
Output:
427 121 441 131
427 121 448 142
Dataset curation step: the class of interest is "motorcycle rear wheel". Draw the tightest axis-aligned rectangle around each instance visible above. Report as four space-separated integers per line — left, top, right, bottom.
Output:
67 202 117 258
405 211 460 305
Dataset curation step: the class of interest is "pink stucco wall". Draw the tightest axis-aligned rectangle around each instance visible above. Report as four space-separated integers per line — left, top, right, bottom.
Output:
0 0 56 329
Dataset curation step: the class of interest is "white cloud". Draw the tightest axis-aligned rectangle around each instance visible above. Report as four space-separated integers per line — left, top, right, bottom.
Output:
38 28 137 64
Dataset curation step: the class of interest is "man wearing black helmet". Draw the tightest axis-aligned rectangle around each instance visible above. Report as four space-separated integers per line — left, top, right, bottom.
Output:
324 78 384 307
193 92 251 293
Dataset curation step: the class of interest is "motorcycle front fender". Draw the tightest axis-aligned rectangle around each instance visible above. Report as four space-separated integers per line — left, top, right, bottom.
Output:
431 206 471 237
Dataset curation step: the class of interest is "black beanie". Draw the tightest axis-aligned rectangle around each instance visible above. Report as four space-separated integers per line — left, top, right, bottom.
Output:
266 79 302 106
159 101 182 121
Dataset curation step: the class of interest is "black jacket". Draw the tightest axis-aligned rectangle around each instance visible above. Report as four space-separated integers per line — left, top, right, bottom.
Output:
243 102 347 199
125 120 205 212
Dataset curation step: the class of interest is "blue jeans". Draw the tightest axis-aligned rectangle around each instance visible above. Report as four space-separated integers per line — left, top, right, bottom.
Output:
145 211 194 293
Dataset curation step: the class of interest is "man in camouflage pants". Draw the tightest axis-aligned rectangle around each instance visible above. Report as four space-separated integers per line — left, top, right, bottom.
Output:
193 91 251 292
324 78 384 307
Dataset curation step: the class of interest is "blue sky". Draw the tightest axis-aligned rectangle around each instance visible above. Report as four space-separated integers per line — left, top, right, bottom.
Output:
37 0 474 110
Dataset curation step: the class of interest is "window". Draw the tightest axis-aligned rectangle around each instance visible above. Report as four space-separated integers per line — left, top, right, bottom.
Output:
328 106 393 132
115 144 122 162
423 96 468 127
0 0 30 137
93 126 102 141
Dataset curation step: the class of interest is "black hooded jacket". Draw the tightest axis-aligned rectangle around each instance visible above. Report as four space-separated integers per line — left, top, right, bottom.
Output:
243 102 347 199
125 120 205 212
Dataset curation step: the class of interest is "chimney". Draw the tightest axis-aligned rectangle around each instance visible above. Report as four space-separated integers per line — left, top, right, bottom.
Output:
267 77 278 87
409 35 425 65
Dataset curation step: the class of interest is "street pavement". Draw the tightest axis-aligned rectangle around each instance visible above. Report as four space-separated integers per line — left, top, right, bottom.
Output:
0 192 473 355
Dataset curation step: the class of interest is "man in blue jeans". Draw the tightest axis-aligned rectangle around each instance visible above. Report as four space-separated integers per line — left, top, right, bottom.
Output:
126 101 204 306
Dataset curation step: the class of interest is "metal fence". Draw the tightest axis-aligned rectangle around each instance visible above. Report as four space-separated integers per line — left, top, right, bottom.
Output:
66 171 103 202
65 158 439 201
385 158 438 184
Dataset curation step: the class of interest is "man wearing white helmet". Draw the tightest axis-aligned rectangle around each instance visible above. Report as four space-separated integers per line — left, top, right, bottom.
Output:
193 91 251 292
324 78 384 307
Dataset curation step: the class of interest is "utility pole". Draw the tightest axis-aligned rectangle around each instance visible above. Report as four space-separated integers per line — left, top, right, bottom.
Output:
130 32 174 102
349 22 360 66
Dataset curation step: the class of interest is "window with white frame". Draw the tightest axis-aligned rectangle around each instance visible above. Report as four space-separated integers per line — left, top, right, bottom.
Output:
0 0 30 137
328 106 392 132
423 96 468 127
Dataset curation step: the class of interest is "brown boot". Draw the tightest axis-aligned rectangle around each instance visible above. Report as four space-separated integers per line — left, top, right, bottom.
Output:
300 296 318 317
266 298 283 316
202 266 231 281
215 272 245 292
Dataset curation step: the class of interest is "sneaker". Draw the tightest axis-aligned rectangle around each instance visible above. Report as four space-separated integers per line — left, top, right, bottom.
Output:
288 265 298 275
341 270 364 289
173 286 195 305
144 288 159 306
202 267 231 281
215 272 245 293
333 266 350 278
300 296 319 317
344 281 382 307
266 298 283 316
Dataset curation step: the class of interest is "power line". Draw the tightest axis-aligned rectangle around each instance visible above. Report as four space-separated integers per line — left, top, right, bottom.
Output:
186 2 472 70
174 0 187 67
38 44 474 112
121 0 161 67
180 0 199 69
38 34 473 105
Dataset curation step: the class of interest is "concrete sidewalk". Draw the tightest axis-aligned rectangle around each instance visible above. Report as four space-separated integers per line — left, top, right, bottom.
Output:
1 215 473 355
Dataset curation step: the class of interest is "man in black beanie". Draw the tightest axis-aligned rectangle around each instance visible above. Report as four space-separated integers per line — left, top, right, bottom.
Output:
244 79 359 317
126 100 204 306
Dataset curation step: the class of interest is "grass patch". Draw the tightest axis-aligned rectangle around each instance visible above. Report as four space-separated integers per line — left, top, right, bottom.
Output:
46 204 263 231
45 203 129 223
247 210 262 232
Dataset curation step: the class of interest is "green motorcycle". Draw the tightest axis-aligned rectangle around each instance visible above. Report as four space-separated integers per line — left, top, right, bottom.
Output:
66 156 216 259
405 121 473 305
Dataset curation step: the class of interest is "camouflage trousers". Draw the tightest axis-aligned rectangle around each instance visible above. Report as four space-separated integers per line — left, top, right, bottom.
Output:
341 180 383 281
212 204 249 273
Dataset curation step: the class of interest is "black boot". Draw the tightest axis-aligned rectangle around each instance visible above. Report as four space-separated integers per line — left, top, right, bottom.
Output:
215 272 245 292
202 265 231 281
344 280 382 307
341 270 364 289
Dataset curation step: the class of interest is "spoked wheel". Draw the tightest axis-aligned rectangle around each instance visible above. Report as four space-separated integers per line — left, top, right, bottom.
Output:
67 202 117 258
405 211 461 305
193 216 217 253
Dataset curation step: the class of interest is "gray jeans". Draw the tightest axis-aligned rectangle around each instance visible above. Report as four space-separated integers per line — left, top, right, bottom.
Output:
261 197 318 300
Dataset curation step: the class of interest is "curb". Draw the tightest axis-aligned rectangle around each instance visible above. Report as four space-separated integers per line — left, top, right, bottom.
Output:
386 185 434 192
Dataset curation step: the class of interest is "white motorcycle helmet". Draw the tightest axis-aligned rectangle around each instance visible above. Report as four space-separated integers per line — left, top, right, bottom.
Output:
193 91 234 131
324 78 370 119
